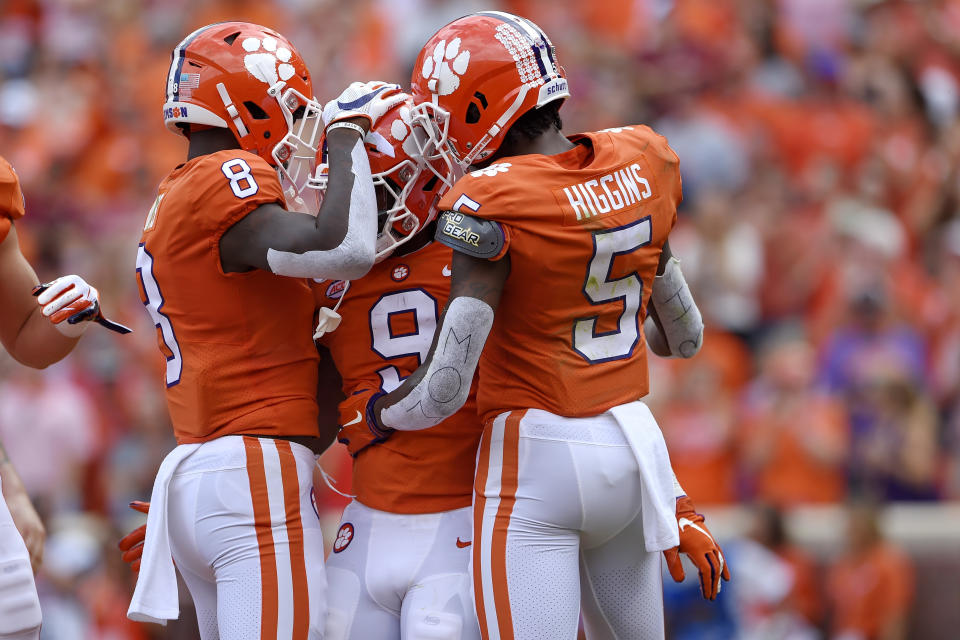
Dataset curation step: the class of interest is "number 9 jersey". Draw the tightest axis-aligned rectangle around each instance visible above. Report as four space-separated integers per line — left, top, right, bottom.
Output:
314 242 483 514
137 149 320 443
436 126 682 423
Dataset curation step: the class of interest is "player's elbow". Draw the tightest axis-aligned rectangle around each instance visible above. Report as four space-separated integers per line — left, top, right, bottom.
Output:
337 246 375 280
8 346 60 369
648 257 704 359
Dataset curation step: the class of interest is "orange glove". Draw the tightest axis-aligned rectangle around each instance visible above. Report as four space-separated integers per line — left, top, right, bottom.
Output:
663 496 730 600
117 501 149 574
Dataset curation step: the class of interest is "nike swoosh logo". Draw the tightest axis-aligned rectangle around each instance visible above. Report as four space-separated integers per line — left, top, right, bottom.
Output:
337 86 389 110
679 517 725 575
678 517 712 541
456 537 472 548
343 411 363 427
442 265 452 277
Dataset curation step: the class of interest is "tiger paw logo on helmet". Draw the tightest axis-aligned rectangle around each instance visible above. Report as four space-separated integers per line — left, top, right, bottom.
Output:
421 37 471 96
242 35 296 86
389 105 421 158
470 163 511 178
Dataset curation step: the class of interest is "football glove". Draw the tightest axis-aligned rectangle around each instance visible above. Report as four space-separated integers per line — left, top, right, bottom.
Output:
117 500 149 574
322 81 406 129
663 495 730 600
33 275 131 336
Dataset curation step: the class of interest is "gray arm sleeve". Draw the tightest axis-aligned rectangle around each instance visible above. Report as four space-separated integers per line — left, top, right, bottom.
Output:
380 297 493 431
266 138 376 279
644 257 703 358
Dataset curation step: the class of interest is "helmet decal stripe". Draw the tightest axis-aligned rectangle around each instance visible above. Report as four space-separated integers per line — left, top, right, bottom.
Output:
167 23 221 103
477 11 554 81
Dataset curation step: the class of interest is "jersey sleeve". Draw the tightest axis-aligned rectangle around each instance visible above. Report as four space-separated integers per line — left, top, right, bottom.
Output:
192 151 286 257
632 126 682 221
436 169 521 261
0 156 25 244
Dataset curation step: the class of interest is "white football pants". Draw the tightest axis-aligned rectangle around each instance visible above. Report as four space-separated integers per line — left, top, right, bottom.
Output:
325 500 480 640
0 476 41 640
167 436 326 639
473 409 665 640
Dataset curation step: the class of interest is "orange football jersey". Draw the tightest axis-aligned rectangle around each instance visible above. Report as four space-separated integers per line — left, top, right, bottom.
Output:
137 149 319 444
0 156 25 244
438 125 681 422
314 242 483 514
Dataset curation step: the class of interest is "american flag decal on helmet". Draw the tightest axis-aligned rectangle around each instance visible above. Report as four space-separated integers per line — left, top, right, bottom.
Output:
166 23 219 103
178 73 200 98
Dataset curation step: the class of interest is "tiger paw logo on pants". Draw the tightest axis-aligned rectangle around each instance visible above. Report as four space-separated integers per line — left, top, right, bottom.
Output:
242 36 296 85
333 522 354 553
421 37 471 96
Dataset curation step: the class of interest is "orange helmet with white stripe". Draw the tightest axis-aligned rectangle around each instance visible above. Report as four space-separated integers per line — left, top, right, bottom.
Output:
163 22 322 192
410 11 569 169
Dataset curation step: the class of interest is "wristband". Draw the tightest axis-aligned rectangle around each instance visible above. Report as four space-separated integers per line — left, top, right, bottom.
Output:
325 121 366 136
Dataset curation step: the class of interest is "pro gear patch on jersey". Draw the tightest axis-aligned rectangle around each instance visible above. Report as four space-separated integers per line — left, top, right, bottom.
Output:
435 210 504 259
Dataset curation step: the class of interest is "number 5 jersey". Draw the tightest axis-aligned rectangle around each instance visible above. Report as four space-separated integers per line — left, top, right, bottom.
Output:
435 126 682 423
136 149 320 443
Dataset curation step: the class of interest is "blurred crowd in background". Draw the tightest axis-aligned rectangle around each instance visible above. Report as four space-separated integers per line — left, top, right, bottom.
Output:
0 0 958 638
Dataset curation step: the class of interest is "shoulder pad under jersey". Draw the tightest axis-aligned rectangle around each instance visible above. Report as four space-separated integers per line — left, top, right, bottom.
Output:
434 210 504 259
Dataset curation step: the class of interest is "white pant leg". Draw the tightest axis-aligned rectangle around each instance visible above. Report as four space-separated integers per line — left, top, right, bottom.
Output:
474 410 664 640
401 506 479 640
325 501 401 640
326 501 481 640
168 436 326 640
0 477 41 640
579 506 664 639
473 412 583 640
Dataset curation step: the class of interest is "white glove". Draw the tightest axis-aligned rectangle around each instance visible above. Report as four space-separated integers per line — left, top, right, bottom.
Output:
34 275 99 337
322 81 407 129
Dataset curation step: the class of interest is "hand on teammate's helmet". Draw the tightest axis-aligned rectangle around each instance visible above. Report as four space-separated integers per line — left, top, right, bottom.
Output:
663 496 730 600
33 275 132 335
322 81 406 130
117 501 150 574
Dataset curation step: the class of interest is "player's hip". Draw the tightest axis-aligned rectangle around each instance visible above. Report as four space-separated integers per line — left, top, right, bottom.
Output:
475 404 673 542
326 500 473 610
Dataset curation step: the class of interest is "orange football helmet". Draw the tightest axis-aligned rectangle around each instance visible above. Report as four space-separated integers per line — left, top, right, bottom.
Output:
309 96 457 261
163 22 321 197
410 11 569 169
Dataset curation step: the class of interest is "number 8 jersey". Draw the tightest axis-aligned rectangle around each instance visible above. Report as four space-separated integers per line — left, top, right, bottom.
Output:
436 126 682 423
137 149 320 444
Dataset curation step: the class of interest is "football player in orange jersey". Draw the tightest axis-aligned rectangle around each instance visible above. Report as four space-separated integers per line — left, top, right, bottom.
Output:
309 96 483 640
371 12 730 640
127 22 404 639
0 154 126 639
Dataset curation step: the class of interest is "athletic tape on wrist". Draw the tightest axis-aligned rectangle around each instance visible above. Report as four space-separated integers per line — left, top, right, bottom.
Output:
325 121 366 136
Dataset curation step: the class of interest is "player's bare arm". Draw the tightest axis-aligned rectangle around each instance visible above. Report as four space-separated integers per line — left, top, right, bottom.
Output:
373 248 508 431
315 343 346 451
0 225 80 367
643 239 704 359
0 439 44 573
220 81 407 279
220 124 374 277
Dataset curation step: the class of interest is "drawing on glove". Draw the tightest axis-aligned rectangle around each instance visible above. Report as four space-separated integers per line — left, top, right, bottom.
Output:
242 36 296 85
469 162 511 178
422 37 471 96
